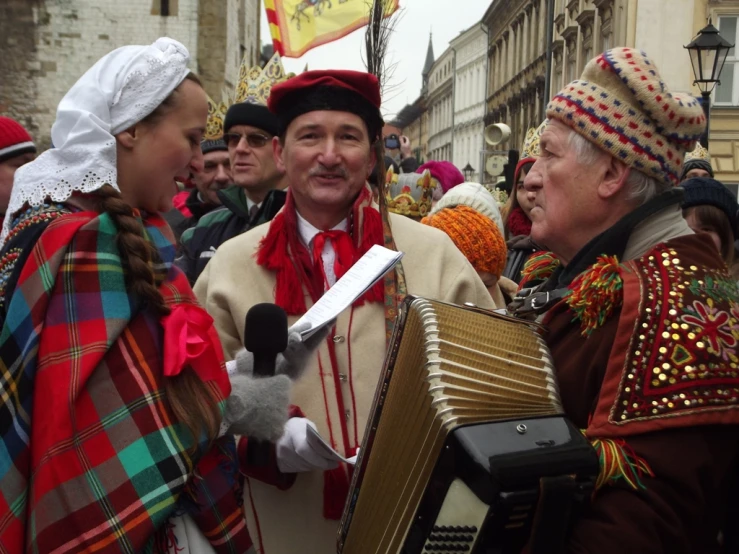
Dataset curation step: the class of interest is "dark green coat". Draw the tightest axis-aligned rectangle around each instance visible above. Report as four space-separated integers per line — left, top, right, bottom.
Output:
176 186 286 285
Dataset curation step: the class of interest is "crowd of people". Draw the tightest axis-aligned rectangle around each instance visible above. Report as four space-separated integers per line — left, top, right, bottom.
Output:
0 36 737 554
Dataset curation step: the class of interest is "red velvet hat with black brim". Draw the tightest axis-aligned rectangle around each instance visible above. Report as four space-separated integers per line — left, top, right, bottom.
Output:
268 70 384 141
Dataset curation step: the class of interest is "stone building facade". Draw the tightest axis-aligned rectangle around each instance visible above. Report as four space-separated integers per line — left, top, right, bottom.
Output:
0 0 261 149
427 46 455 162
483 0 550 154
451 23 487 182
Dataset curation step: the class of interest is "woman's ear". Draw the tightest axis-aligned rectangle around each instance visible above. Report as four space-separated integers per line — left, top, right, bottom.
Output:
116 124 139 150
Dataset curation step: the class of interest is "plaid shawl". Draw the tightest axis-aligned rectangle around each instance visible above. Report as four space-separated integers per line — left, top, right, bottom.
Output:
0 209 253 553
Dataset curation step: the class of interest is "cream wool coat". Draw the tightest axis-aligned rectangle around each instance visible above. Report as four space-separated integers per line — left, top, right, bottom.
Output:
195 211 495 554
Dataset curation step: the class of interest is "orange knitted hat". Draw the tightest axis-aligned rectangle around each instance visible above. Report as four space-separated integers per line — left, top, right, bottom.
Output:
421 205 507 278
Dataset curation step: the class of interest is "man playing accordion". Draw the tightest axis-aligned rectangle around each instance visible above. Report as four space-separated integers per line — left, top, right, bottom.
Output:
511 47 739 552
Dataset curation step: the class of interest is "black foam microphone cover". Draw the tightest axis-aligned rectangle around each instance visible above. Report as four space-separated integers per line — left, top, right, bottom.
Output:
243 303 288 466
244 303 288 378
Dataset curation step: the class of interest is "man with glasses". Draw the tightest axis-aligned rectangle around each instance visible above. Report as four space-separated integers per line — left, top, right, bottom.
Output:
178 98 288 284
165 134 232 241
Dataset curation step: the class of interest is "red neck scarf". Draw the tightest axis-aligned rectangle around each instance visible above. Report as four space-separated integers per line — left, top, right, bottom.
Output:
311 229 354 290
256 185 384 313
506 205 532 237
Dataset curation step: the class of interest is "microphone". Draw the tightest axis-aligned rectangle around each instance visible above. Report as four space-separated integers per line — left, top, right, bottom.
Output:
244 303 288 466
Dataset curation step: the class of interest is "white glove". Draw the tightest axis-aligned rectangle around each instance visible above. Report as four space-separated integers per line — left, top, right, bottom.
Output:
276 418 340 473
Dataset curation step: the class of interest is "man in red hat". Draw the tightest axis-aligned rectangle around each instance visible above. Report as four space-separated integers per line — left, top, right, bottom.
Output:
0 117 36 226
195 69 496 553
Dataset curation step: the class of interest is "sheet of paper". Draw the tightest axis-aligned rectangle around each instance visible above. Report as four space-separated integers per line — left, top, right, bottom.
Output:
306 425 357 465
295 244 404 339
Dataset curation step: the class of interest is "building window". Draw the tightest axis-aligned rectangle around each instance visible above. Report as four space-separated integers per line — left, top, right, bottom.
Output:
152 0 177 16
715 15 739 106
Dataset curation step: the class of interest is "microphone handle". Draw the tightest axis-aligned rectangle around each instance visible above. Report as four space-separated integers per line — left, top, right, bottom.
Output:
246 352 278 467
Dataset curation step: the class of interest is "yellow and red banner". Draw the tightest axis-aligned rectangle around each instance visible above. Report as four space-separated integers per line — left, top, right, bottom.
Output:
266 0 399 58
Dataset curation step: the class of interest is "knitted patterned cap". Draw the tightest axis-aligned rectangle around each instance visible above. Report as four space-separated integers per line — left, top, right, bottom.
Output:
547 48 706 186
421 205 507 278
0 117 35 164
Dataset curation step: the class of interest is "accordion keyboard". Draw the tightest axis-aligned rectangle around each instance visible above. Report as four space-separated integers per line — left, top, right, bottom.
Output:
421 478 487 553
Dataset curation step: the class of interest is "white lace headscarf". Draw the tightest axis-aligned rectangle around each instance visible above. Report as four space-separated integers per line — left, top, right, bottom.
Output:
1 37 191 245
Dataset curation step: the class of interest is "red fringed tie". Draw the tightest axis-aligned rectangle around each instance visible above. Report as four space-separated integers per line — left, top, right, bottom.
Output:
312 230 355 289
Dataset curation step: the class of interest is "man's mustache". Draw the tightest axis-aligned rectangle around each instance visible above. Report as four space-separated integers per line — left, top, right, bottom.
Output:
309 166 347 178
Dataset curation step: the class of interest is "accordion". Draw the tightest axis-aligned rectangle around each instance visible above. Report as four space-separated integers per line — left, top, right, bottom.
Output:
337 297 599 554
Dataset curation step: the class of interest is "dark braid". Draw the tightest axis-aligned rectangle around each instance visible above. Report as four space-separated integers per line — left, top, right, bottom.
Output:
95 185 170 315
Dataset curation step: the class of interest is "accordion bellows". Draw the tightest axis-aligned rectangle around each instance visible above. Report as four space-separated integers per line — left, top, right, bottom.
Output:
338 297 568 553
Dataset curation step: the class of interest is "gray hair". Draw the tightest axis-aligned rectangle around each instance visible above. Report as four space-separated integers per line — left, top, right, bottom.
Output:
567 130 669 205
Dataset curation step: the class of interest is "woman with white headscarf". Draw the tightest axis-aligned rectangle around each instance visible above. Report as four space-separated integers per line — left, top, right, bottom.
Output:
0 39 296 553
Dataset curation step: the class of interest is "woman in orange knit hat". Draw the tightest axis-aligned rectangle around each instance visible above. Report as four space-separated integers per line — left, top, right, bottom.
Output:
421 205 508 305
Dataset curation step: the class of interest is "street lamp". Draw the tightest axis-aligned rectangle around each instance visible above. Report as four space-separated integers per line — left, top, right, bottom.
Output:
685 21 735 148
463 162 475 181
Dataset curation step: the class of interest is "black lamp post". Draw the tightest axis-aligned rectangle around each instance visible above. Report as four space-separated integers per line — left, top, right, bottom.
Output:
685 21 735 148
463 162 475 181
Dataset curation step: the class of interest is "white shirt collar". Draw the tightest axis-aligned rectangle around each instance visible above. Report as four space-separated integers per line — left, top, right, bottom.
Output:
245 197 261 211
296 211 349 249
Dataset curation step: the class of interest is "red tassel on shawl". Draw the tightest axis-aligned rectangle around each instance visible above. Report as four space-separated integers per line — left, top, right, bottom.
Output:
323 464 351 520
566 255 624 337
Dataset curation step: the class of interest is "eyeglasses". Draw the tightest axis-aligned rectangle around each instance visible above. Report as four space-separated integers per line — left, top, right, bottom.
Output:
223 132 271 149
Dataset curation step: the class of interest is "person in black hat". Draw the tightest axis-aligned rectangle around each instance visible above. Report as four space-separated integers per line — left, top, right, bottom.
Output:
176 57 289 284
680 158 714 182
164 133 232 242
681 177 738 276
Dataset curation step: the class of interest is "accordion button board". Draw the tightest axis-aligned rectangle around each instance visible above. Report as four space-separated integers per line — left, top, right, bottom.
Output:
421 478 487 552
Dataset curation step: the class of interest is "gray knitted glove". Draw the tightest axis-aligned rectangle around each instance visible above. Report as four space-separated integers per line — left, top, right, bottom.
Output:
222 353 291 441
221 321 334 438
275 320 335 380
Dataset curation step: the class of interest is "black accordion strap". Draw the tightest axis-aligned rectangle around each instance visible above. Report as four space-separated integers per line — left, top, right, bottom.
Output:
527 475 581 554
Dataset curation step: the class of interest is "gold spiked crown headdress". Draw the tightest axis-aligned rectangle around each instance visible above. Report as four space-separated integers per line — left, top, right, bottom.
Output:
684 143 711 163
234 52 289 106
204 96 229 141
520 119 548 160
385 167 436 219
